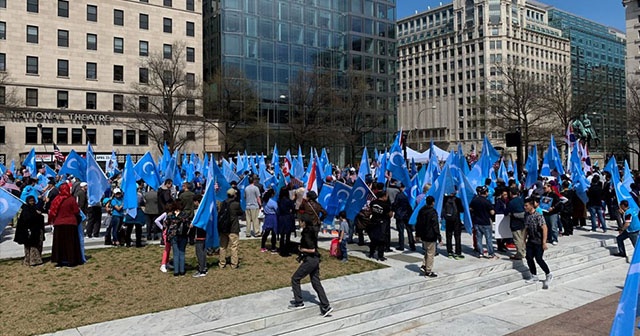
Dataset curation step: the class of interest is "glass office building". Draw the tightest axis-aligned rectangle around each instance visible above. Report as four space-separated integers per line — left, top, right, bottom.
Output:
203 0 397 161
548 8 627 159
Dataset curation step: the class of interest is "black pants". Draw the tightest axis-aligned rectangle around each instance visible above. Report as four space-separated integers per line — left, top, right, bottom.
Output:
355 225 366 245
291 255 330 309
384 221 391 250
369 238 385 259
572 216 587 227
125 224 143 247
525 243 550 276
86 205 102 238
261 228 277 250
396 219 415 250
445 219 462 255
560 213 573 235
195 240 207 273
279 232 292 256
146 214 160 239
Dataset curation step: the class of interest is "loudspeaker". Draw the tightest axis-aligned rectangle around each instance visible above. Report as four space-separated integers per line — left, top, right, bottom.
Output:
505 132 521 147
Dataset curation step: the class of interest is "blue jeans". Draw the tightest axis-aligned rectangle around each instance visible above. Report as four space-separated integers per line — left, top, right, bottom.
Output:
340 238 348 260
475 225 495 256
544 214 559 243
588 206 607 232
111 216 123 243
617 230 639 257
171 236 188 274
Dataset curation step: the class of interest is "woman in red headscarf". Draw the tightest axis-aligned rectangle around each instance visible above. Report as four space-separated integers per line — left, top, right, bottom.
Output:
49 183 83 267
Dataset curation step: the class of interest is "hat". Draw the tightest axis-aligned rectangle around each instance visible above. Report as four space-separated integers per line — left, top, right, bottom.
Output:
306 191 318 200
80 182 88 187
349 167 356 172
227 188 237 196
476 185 488 194
113 188 122 194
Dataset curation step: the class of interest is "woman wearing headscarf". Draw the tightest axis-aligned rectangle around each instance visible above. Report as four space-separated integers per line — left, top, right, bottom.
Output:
49 183 83 267
13 195 45 266
277 186 296 257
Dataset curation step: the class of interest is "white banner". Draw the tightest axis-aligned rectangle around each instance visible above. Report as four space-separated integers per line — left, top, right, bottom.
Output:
494 214 513 239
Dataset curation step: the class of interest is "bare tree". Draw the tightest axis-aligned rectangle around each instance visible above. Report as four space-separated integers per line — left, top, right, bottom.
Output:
203 67 260 155
122 42 203 153
286 68 332 150
626 79 640 166
0 72 22 108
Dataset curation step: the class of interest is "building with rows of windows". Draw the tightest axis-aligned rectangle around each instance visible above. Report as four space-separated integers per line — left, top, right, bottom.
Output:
624 0 640 169
396 0 571 153
0 0 217 166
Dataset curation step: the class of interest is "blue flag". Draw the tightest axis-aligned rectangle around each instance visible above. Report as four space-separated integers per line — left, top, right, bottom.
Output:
610 240 640 335
191 178 219 249
122 155 138 218
318 185 334 210
86 142 94 158
525 145 539 189
23 148 37 176
237 176 249 211
9 160 15 176
570 142 589 204
134 152 161 190
212 158 232 201
408 175 420 208
45 165 57 179
86 153 110 206
386 141 411 191
59 150 87 181
409 165 451 225
624 161 634 190
345 177 374 221
105 150 118 178
326 182 352 223
222 158 240 183
0 188 24 233
377 149 387 184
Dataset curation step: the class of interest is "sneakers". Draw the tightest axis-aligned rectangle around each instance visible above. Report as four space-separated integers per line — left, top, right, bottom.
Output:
260 248 268 253
545 273 553 286
340 259 348 263
525 275 539 284
420 265 427 274
614 252 627 258
192 271 207 278
551 241 558 246
270 249 278 254
288 302 305 310
321 306 334 317
486 255 499 260
448 254 454 259
453 254 465 260
425 272 438 278
160 264 167 273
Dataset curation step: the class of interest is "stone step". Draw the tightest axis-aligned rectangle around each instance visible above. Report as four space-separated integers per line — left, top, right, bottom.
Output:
240 244 625 336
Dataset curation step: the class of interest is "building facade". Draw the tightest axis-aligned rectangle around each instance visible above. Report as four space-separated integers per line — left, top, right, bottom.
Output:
624 0 640 169
0 0 218 166
396 0 570 152
203 0 397 163
547 7 627 161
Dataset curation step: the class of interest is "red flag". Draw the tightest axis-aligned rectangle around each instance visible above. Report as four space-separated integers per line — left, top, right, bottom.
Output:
53 143 65 162
283 157 291 177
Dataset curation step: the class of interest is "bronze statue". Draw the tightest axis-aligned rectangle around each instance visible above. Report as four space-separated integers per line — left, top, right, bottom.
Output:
571 114 600 149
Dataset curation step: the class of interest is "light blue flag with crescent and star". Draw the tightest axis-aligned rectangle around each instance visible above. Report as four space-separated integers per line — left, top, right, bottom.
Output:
408 174 420 208
192 177 219 248
134 152 161 190
59 150 87 181
0 188 24 234
386 136 411 190
325 182 352 224
318 184 334 224
359 148 370 179
345 177 374 221
122 155 138 218
23 148 37 177
86 153 110 206
610 237 640 335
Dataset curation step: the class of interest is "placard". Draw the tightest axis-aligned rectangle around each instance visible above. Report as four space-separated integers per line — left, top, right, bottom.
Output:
494 214 513 239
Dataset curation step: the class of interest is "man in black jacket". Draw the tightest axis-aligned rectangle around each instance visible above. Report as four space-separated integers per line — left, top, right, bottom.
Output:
415 196 441 278
392 183 415 251
442 190 464 259
587 175 607 233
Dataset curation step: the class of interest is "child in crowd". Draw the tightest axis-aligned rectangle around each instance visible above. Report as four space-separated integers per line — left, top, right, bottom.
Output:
338 211 349 263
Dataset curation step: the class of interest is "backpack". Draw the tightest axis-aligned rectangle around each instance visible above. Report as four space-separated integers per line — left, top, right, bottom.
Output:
329 238 342 258
443 197 458 220
218 200 232 234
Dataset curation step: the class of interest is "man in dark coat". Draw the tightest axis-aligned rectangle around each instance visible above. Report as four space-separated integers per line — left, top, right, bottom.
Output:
415 196 441 278
392 183 415 251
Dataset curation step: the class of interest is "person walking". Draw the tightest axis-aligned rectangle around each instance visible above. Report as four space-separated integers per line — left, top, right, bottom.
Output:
415 196 441 277
13 195 45 266
523 197 553 287
244 176 262 237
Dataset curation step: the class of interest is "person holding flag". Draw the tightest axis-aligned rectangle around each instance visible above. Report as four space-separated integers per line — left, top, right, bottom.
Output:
614 200 640 260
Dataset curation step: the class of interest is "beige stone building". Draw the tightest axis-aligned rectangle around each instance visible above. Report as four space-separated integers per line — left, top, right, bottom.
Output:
396 0 570 153
0 0 220 166
625 0 640 169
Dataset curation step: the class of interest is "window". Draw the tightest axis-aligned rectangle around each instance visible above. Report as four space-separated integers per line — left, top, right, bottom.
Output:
186 131 195 141
87 33 97 50
113 130 123 145
186 0 194 11
163 97 171 113
0 22 5 40
114 9 124 26
126 130 136 145
57 59 69 77
0 86 4 105
114 37 124 53
26 56 38 74
163 18 172 33
139 13 148 29
58 0 69 17
163 44 172 59
41 127 53 144
164 0 172 7
0 126 4 144
113 65 124 81
57 30 69 47
113 94 123 110
57 128 68 144
86 62 97 79
163 71 172 85
186 73 195 88
27 0 38 13
139 67 148 83
0 53 4 71
139 40 149 56
71 128 83 144
26 127 38 144
86 129 96 144
56 91 68 108
139 130 148 145
186 99 195 115
26 25 38 43
139 96 148 111
26 88 38 106
87 5 97 22
86 92 97 109
0 0 5 9
186 21 195 36
186 47 195 62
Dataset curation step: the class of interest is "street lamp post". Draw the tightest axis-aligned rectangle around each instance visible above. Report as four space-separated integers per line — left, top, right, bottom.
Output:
267 95 287 155
408 105 436 149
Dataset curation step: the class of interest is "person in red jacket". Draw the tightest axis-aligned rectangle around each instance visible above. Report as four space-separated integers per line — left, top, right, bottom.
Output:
49 183 83 267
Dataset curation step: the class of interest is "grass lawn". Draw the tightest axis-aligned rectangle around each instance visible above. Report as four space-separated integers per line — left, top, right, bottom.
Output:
0 239 384 336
